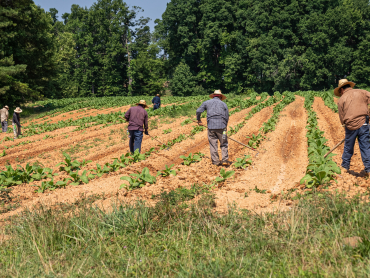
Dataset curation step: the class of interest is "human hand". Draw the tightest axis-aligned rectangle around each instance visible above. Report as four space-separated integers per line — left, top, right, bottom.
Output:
197 120 203 126
145 129 149 135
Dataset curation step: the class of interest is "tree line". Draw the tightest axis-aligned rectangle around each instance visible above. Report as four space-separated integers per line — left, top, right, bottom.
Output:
1 0 370 105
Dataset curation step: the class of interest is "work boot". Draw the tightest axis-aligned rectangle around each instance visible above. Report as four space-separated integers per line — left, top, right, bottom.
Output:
221 160 233 165
212 161 221 166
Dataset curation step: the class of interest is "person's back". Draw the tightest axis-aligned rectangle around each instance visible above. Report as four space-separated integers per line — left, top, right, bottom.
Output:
337 88 370 130
197 97 229 130
0 108 7 122
124 100 149 153
152 95 161 110
126 105 148 131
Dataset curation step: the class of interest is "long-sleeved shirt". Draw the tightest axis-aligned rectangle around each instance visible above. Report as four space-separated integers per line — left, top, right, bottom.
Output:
12 112 20 126
124 105 148 131
0 108 8 122
152 96 161 107
196 97 229 130
337 88 370 130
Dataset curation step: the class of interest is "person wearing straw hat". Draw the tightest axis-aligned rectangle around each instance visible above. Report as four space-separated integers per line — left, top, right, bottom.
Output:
0 105 9 132
12 107 22 139
152 94 161 111
124 100 149 153
336 79 370 176
196 90 230 166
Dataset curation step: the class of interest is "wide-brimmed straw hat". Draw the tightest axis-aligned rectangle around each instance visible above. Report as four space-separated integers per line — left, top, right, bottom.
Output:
334 79 356 97
136 100 148 108
209 90 226 101
14 107 22 113
4 105 9 109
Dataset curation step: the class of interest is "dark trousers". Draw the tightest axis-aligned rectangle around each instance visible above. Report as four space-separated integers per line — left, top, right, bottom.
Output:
1 121 7 132
129 130 143 153
342 125 370 172
208 129 229 164
153 104 160 110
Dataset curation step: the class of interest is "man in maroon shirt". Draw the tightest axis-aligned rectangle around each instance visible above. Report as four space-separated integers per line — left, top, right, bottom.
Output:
125 100 149 153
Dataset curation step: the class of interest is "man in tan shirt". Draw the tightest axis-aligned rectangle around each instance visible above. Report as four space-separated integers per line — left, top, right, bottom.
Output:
336 79 370 174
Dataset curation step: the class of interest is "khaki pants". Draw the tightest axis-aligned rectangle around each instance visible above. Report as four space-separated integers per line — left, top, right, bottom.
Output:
208 129 229 164
13 124 21 138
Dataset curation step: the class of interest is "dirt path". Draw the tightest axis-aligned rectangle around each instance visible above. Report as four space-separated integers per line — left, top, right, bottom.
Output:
211 97 308 213
312 97 370 193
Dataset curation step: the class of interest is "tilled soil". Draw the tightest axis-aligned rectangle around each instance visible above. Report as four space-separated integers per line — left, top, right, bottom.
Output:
3 96 368 222
313 97 370 194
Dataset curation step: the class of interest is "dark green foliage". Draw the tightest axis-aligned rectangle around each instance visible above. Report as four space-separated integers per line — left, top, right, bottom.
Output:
158 0 370 93
169 62 204 96
0 0 56 105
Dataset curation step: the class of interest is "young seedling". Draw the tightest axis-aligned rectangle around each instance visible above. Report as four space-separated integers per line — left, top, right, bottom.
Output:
180 153 202 166
181 118 193 126
163 128 172 134
215 168 235 183
253 186 267 194
120 167 156 191
0 150 6 157
233 155 252 169
157 164 177 177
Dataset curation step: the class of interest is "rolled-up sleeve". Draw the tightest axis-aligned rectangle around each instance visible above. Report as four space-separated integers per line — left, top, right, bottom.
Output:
196 102 207 121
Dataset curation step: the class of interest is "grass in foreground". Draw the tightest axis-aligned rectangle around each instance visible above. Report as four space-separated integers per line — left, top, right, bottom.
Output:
1 190 370 277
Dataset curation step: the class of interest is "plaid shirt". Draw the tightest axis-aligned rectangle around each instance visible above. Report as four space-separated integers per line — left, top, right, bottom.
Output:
196 97 229 130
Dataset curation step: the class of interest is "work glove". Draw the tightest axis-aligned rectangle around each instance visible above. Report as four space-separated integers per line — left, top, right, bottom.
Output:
145 129 149 135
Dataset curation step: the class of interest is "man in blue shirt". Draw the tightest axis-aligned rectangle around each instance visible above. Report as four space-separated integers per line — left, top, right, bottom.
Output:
152 94 161 110
196 90 230 166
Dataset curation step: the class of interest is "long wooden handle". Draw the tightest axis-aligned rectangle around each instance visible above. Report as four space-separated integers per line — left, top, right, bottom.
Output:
324 139 345 158
228 137 257 152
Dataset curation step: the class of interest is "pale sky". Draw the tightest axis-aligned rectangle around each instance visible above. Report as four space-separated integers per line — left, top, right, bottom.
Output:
33 0 170 31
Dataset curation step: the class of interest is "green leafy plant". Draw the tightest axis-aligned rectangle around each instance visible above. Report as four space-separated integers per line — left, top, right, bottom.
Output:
247 133 265 149
234 155 252 169
215 168 235 183
163 128 172 134
157 164 177 177
68 170 95 186
57 153 92 174
33 179 67 193
180 153 202 166
253 186 267 194
0 150 6 157
91 163 111 177
120 167 156 191
181 118 193 126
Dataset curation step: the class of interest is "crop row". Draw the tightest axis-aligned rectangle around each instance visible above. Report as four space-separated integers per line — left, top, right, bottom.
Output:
29 95 210 120
0 94 266 191
299 92 341 188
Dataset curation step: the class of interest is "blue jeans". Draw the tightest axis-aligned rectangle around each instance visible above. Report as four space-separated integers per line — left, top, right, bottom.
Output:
342 125 370 172
1 121 7 132
129 130 143 153
153 104 160 111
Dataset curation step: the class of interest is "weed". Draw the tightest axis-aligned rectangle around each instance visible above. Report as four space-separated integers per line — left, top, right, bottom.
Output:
253 186 267 194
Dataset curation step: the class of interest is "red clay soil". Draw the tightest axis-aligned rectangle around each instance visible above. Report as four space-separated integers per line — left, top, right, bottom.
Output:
212 96 308 213
313 97 370 195
0 106 259 221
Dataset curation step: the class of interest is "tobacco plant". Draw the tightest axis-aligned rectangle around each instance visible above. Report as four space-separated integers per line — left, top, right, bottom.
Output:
180 153 202 166
120 167 156 191
215 168 235 183
157 164 177 177
234 155 252 169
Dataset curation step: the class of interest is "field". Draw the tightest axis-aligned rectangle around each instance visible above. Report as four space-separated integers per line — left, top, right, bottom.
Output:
1 92 370 276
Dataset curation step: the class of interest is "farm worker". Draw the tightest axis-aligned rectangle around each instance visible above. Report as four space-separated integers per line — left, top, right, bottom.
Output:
0 105 9 132
196 90 230 166
335 79 370 175
152 94 161 110
12 107 22 139
124 100 149 153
